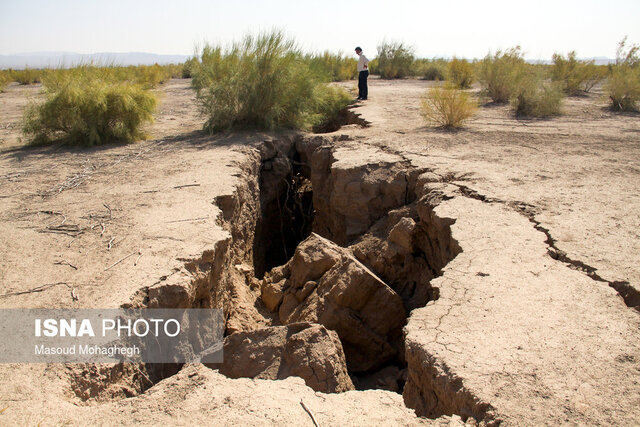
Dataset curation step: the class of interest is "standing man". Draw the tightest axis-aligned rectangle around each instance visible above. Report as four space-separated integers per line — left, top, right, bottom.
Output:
355 46 369 100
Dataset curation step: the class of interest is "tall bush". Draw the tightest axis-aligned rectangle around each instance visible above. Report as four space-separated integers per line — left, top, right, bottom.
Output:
448 57 474 89
376 41 415 79
511 71 563 117
551 51 605 95
306 51 357 81
191 31 352 133
412 58 448 80
181 57 200 78
0 71 10 92
478 47 525 103
607 37 640 111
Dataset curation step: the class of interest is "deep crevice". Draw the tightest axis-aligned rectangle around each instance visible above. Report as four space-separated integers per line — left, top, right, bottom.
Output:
253 143 314 278
245 137 468 417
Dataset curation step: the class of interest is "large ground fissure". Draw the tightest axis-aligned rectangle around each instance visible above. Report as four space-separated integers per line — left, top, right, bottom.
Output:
66 133 485 422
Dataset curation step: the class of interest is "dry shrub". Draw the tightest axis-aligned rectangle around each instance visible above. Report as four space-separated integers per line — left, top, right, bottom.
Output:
551 51 606 95
23 69 156 146
448 57 474 89
511 72 563 117
420 83 477 128
607 37 640 112
376 41 415 79
478 47 525 103
191 30 352 133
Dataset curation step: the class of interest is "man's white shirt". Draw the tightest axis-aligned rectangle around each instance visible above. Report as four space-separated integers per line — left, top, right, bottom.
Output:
357 54 369 72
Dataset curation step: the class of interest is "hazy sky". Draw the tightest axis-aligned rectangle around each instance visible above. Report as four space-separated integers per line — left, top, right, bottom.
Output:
1 0 639 59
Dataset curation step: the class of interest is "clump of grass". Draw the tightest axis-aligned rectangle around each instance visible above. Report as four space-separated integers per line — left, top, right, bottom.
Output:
478 47 526 103
448 57 474 89
551 51 606 95
191 30 352 133
607 37 640 112
306 51 357 81
23 69 156 146
376 41 415 79
420 83 477 128
511 71 563 117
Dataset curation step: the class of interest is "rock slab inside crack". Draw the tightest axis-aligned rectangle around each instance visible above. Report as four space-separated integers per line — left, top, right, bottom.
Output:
213 322 354 393
263 232 406 373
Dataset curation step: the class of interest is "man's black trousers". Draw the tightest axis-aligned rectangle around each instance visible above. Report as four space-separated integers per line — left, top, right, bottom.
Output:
358 70 369 99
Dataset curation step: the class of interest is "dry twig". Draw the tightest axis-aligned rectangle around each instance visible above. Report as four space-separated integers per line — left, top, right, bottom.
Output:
0 282 71 299
300 400 319 427
54 260 78 270
174 183 200 189
104 251 136 271
165 217 209 223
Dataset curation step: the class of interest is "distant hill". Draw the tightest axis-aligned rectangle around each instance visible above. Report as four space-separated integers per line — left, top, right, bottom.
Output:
0 52 191 69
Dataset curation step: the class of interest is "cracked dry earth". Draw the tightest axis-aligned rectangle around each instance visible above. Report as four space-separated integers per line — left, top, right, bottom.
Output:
0 78 639 426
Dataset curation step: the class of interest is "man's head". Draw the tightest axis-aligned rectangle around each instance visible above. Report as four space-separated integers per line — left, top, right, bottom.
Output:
355 47 362 55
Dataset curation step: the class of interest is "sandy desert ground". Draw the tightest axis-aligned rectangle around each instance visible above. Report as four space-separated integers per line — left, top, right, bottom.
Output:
0 77 638 426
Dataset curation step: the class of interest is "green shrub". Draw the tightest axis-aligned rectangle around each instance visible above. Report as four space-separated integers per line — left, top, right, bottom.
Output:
191 30 352 133
511 72 563 117
376 41 415 79
182 57 199 78
412 58 448 80
12 67 43 85
478 47 525 103
129 64 169 88
306 51 357 82
23 69 156 146
448 57 474 89
551 51 605 95
368 58 379 75
420 83 477 128
164 64 182 79
0 71 10 92
607 38 640 111
309 84 353 131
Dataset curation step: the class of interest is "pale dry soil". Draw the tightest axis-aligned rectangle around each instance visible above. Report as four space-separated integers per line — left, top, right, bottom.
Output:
0 78 638 426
